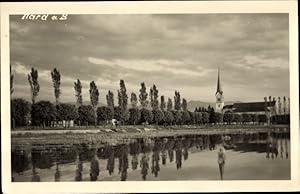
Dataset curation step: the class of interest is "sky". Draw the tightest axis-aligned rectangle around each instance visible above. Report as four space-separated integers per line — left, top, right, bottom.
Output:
10 14 290 104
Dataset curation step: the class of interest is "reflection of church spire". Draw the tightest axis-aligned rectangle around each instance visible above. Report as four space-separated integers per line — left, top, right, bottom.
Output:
216 66 223 95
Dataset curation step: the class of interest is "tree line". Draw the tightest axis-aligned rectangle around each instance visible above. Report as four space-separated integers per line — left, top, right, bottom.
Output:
10 67 289 128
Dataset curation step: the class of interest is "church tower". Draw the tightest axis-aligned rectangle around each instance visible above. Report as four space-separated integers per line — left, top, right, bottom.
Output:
215 66 224 113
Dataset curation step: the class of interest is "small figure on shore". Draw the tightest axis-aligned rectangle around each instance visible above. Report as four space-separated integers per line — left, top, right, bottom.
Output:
217 147 226 180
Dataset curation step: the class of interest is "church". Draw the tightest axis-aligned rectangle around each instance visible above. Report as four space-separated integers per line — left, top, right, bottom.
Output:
214 67 289 116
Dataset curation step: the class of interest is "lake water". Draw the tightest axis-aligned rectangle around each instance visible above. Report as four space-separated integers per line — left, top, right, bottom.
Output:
11 132 290 181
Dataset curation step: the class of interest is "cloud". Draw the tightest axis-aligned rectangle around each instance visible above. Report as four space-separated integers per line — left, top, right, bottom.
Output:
10 14 289 103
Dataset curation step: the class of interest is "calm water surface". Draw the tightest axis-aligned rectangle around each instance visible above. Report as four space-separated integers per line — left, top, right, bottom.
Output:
12 132 290 181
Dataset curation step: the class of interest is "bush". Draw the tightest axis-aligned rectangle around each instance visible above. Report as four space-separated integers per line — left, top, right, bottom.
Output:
152 109 164 125
163 111 174 125
189 111 196 125
181 111 191 125
223 113 234 124
209 111 216 123
11 98 31 127
233 114 242 124
129 108 141 125
251 114 258 123
172 110 182 125
120 109 129 125
201 112 209 124
56 103 78 121
215 112 223 124
78 105 95 126
242 113 252 124
194 112 202 124
258 114 267 124
271 114 290 124
140 108 153 124
114 107 122 121
31 101 57 127
97 106 114 125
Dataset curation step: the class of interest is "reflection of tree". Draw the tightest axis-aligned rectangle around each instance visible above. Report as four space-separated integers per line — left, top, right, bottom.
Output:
54 163 61 181
90 153 100 181
106 146 115 175
75 153 83 181
129 141 141 170
131 155 138 170
175 139 183 170
118 145 129 181
31 164 40 182
140 154 149 180
284 136 289 159
161 150 167 165
204 135 209 150
168 150 174 163
32 150 54 169
11 149 30 174
56 148 77 165
183 148 189 161
175 149 182 170
196 136 204 150
280 134 284 158
273 135 278 158
166 138 175 163
209 135 216 150
151 151 160 177
182 137 191 161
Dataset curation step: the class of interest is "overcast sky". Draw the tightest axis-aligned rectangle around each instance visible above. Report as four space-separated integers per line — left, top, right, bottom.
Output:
10 14 289 104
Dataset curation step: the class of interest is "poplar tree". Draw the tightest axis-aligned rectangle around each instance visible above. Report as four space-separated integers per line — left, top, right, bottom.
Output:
130 92 138 108
118 80 129 124
74 79 83 108
119 80 128 110
51 68 61 105
160 96 166 111
106 90 114 108
74 79 83 126
167 98 173 111
89 81 99 126
174 91 181 111
150 84 159 110
28 67 40 104
139 82 148 108
182 98 188 111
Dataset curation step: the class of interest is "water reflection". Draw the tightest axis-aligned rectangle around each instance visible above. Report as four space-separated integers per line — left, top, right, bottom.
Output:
11 131 290 182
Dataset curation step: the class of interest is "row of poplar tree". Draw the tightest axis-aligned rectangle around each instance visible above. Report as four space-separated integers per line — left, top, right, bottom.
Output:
10 67 199 128
10 67 289 128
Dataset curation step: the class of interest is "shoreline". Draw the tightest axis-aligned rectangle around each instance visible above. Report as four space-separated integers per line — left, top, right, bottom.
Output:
11 125 290 149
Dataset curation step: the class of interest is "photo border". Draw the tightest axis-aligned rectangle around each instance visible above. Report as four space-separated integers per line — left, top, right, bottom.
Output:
1 1 299 193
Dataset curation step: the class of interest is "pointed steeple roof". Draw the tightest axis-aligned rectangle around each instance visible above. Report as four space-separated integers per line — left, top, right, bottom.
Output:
216 66 223 95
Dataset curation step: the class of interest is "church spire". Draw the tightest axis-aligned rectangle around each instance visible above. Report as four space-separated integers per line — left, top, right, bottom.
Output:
216 66 223 95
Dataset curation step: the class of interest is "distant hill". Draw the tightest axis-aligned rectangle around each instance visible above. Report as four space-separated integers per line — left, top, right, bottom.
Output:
68 100 240 112
187 100 240 112
187 101 215 112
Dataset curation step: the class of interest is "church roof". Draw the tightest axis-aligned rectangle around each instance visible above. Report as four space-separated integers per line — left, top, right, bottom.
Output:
224 101 276 113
